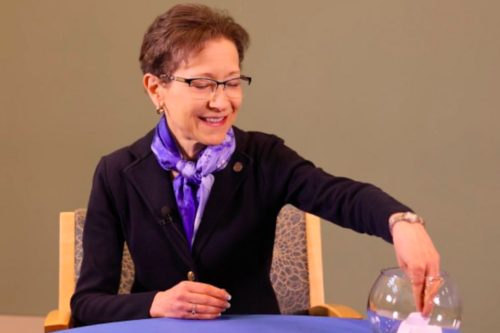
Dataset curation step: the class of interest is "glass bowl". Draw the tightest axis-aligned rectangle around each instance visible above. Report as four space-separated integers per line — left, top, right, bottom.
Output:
367 268 462 333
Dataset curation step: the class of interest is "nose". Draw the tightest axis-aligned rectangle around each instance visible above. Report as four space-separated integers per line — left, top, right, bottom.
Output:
208 84 230 111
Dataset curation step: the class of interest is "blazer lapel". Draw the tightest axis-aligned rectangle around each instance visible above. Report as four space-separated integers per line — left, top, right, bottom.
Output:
192 150 252 258
124 150 194 267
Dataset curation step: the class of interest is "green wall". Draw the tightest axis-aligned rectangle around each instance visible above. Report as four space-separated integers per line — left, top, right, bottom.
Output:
1 1 498 332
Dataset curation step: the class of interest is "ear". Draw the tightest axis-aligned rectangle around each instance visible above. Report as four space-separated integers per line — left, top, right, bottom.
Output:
143 73 164 107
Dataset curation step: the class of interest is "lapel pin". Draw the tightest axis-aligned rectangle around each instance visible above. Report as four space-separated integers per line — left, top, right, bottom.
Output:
233 162 243 172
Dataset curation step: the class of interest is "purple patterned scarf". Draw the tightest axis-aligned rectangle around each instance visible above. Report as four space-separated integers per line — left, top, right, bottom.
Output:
151 116 235 250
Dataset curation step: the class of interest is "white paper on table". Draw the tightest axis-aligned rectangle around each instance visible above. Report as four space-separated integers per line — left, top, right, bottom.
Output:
397 312 442 333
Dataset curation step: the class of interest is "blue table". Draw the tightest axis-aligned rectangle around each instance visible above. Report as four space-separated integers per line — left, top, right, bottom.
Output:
68 315 373 333
68 315 461 332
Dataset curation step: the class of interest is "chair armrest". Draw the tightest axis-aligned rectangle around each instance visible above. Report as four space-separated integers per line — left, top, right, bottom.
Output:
44 309 72 332
308 303 363 319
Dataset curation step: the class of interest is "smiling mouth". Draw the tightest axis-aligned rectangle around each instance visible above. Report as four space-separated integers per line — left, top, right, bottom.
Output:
199 116 227 126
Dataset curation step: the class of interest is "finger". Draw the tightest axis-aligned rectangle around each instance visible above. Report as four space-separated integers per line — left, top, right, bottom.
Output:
406 265 426 313
185 282 231 300
190 313 221 320
422 276 443 317
422 260 442 317
422 246 440 317
177 302 222 319
396 257 407 271
185 303 226 315
178 310 221 320
182 292 230 310
411 275 425 313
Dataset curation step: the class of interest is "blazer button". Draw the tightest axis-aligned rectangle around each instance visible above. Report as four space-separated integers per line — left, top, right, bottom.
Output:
187 271 195 282
233 162 243 172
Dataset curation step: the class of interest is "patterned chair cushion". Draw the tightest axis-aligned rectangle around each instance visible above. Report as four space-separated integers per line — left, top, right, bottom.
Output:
73 204 311 312
74 209 134 294
271 205 311 314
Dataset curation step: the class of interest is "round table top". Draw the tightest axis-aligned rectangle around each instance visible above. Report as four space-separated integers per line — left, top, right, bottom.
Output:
69 315 373 333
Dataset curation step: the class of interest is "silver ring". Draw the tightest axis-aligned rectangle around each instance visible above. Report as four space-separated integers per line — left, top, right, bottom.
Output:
191 303 196 315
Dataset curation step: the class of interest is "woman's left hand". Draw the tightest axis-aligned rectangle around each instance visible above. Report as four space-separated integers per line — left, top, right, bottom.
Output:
391 220 441 317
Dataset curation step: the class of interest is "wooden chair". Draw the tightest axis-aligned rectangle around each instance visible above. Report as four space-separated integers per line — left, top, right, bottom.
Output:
44 205 362 332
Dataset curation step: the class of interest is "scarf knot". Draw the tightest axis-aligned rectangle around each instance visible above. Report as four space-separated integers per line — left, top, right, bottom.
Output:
176 160 200 184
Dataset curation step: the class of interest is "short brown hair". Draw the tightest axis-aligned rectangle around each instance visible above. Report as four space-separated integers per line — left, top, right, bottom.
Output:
139 4 250 76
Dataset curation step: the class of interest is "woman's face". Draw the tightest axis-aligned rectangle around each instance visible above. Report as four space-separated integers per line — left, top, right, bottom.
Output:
156 38 242 157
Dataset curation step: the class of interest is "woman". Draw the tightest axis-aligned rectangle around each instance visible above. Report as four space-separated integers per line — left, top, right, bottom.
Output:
71 4 440 326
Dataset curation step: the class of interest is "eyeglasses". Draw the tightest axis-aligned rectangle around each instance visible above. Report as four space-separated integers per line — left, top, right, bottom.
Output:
159 74 252 100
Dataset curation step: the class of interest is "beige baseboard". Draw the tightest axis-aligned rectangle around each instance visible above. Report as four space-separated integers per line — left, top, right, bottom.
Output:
0 315 45 333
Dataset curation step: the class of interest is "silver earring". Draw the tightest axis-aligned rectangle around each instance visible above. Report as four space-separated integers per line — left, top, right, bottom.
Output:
156 106 164 114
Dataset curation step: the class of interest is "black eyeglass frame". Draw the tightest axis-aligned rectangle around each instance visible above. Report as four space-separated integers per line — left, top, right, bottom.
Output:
158 74 252 91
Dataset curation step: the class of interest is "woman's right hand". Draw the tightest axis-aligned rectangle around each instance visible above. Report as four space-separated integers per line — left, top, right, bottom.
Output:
149 281 231 319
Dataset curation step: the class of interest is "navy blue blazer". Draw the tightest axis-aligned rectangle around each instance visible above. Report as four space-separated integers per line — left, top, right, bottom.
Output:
71 127 411 326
